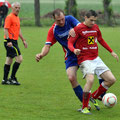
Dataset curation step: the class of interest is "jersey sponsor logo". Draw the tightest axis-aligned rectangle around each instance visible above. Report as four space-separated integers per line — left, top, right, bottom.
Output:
57 30 69 38
89 47 97 49
88 36 94 44
82 30 97 35
82 47 88 50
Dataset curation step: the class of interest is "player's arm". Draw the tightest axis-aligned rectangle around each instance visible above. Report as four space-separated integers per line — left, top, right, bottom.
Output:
4 28 13 47
36 25 57 62
4 15 13 47
19 29 28 48
68 28 76 38
68 29 80 55
97 26 119 62
36 45 51 62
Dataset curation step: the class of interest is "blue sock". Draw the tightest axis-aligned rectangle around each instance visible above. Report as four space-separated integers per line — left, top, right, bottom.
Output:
99 79 104 84
73 85 83 102
99 79 106 97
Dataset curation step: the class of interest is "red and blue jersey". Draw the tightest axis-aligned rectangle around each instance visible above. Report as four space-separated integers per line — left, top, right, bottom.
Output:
46 15 80 69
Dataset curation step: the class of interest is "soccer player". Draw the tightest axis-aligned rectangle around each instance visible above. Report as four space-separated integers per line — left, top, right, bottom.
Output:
36 9 105 110
2 2 27 85
68 10 119 114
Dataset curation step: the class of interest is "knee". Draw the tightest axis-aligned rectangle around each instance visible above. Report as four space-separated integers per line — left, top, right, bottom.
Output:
87 78 94 85
68 75 76 83
16 57 23 63
86 74 94 85
111 77 116 85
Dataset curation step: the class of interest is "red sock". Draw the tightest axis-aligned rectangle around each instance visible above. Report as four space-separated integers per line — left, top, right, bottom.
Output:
82 92 91 109
92 84 107 99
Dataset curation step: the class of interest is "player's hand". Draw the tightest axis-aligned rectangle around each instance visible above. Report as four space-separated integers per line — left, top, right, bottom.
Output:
74 49 81 55
7 42 13 47
68 28 76 38
111 51 119 62
23 40 28 48
36 53 43 62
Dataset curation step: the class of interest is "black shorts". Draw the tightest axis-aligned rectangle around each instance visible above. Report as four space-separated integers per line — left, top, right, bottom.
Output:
4 39 21 58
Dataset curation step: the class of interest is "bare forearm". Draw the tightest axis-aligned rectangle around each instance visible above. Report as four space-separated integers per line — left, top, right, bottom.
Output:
4 28 9 38
36 45 51 62
19 29 25 41
41 45 51 57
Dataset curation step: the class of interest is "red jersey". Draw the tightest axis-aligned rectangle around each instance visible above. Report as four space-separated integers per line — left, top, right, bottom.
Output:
68 23 113 64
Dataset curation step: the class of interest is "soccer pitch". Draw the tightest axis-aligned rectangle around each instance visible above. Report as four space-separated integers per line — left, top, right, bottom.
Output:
0 26 120 120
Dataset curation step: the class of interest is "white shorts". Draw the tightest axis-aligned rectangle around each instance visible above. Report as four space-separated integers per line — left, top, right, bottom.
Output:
79 57 110 79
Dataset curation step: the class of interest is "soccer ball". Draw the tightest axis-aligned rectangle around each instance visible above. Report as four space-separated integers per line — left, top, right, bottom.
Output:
102 93 117 107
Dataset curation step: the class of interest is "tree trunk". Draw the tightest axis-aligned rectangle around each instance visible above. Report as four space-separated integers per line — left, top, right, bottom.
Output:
103 0 112 26
65 0 77 18
34 0 41 26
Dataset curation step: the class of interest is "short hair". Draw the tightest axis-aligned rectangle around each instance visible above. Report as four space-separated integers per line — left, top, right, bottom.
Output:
11 2 21 7
85 10 97 18
53 8 64 18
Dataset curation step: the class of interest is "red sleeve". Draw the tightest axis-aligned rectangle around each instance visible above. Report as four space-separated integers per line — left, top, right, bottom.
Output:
46 24 57 46
97 25 113 53
68 27 79 52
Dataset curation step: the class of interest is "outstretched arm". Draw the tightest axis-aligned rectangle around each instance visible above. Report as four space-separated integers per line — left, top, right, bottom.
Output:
97 27 119 62
36 45 51 62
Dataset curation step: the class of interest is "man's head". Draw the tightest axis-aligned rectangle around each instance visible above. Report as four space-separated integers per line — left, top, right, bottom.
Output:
11 2 21 16
84 10 97 28
53 9 65 27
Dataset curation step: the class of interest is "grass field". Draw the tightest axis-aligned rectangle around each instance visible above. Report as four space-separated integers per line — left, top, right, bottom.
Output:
0 26 120 120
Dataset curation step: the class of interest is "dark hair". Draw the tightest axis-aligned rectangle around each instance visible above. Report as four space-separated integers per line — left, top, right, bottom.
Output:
53 8 64 19
86 10 97 18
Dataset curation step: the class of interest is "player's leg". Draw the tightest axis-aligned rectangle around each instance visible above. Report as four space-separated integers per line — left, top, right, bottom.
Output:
92 70 116 99
2 41 14 85
78 61 94 114
2 57 13 85
82 74 94 109
9 40 22 85
92 57 116 99
9 55 23 85
101 70 116 87
11 55 23 78
97 75 106 100
80 59 100 112
66 66 83 102
79 74 94 114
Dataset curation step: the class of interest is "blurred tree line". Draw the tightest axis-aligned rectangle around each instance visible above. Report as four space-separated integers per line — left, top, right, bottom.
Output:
34 0 114 26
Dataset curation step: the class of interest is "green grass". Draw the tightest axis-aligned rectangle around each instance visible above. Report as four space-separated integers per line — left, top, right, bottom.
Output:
0 26 120 120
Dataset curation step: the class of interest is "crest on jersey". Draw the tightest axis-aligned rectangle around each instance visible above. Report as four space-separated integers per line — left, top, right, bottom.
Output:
88 36 94 44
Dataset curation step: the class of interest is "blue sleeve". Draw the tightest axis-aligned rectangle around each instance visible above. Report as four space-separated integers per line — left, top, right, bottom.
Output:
67 15 80 27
